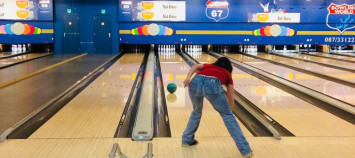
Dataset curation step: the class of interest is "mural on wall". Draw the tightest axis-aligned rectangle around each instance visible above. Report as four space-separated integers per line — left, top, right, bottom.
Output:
326 3 355 34
0 0 53 21
248 0 300 23
118 0 355 45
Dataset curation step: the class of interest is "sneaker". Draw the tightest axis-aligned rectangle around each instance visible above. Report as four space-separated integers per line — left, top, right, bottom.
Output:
242 152 253 158
181 140 198 147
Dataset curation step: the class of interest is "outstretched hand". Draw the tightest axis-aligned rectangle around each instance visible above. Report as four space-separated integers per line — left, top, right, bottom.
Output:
183 80 190 88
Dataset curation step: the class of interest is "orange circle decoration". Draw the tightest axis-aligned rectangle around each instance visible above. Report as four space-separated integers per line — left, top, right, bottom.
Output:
23 24 31 35
264 26 271 36
142 25 149 36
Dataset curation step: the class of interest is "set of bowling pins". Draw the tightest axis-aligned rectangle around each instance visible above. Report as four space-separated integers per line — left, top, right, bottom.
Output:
184 45 202 53
158 45 175 52
185 45 202 58
158 45 176 59
214 45 230 53
244 45 258 52
271 45 287 51
272 45 288 51
129 45 146 53
11 44 27 52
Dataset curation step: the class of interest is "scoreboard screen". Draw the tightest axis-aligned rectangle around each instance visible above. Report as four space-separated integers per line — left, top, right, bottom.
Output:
0 0 53 21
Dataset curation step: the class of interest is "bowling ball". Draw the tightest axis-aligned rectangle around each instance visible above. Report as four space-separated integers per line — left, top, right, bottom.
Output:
167 83 177 93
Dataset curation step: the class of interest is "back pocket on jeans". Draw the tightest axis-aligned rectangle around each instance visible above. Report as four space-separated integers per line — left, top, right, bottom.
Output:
189 80 198 93
205 84 220 96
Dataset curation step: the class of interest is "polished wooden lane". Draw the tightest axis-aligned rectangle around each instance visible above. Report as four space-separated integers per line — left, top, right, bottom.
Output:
1 137 354 158
306 52 355 62
158 52 253 139
257 53 355 83
229 53 355 105
0 52 52 68
294 52 355 69
195 53 355 137
29 53 144 138
0 52 354 158
254 53 355 83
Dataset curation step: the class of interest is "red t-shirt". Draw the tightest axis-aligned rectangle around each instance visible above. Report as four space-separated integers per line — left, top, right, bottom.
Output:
197 64 233 85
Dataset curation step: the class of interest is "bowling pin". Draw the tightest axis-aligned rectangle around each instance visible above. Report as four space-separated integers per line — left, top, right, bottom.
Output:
22 44 26 52
12 44 17 52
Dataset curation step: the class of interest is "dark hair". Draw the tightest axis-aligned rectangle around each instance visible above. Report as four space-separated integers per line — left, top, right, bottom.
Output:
213 57 233 73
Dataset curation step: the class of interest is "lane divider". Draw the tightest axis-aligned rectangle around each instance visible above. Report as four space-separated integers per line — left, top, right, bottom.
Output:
0 53 88 88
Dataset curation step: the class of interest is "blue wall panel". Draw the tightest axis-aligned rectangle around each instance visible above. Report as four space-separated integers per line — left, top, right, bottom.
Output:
55 0 119 54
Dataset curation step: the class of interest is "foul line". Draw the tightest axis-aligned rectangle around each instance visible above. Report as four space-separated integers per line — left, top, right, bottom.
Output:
0 53 87 88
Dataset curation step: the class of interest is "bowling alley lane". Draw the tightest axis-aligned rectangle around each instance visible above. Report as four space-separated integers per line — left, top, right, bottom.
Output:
274 52 355 71
158 52 253 138
0 52 52 68
0 51 27 58
227 53 355 105
194 53 355 137
305 52 355 62
29 53 144 139
330 52 355 57
258 53 355 84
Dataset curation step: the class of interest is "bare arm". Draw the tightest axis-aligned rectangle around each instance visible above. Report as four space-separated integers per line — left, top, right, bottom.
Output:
183 64 204 87
226 84 235 109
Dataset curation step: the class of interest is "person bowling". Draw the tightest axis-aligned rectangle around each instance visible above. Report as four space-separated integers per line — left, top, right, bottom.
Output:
182 57 253 157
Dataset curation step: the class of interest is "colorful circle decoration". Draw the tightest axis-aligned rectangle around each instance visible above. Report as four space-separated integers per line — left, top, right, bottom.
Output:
142 25 149 35
5 24 13 35
0 25 4 34
147 23 159 36
253 24 297 37
131 23 174 36
0 22 42 35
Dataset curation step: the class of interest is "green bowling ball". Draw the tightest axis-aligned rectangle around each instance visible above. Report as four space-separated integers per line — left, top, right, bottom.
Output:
167 83 177 93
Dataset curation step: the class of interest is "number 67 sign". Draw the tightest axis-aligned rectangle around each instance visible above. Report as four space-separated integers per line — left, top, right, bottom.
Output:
206 0 229 22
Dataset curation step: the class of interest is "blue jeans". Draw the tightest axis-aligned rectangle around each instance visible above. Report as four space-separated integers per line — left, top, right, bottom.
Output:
182 75 252 155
